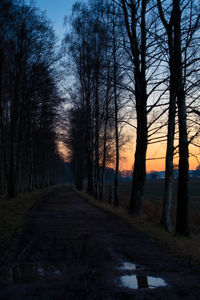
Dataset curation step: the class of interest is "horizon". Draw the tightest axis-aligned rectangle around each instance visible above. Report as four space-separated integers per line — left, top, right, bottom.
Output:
58 139 200 172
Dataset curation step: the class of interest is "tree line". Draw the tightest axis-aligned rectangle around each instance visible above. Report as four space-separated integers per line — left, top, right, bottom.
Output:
0 0 66 198
62 0 200 236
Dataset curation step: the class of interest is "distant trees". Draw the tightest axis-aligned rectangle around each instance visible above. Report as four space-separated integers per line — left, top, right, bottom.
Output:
62 0 126 199
66 105 86 191
0 1 66 197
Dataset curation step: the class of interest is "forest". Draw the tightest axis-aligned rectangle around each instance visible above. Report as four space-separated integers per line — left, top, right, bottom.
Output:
1 0 200 238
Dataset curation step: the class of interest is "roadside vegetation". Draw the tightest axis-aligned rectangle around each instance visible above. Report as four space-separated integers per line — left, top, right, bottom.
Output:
0 187 54 261
104 180 200 233
74 183 200 264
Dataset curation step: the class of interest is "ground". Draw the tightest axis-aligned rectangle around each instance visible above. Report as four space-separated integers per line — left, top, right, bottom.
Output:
0 185 200 299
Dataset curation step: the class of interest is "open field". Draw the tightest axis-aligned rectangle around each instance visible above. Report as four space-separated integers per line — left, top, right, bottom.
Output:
105 180 200 234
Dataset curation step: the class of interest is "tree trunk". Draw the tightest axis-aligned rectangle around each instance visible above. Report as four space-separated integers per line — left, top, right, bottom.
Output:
157 0 177 232
94 71 100 200
100 65 110 201
8 72 20 198
123 0 148 216
0 46 4 194
129 75 147 215
86 99 94 195
173 0 190 236
112 3 119 207
161 65 176 232
176 89 190 236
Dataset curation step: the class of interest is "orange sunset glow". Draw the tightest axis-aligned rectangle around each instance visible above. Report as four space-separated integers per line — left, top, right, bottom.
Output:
57 141 69 162
120 142 200 172
58 140 200 173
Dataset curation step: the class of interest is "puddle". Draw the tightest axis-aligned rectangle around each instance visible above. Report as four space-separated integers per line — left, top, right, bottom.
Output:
118 261 167 289
119 262 143 271
120 274 167 289
0 263 61 284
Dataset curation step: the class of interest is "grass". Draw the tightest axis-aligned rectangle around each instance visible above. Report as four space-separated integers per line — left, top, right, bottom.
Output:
0 187 54 259
74 185 200 265
104 180 200 233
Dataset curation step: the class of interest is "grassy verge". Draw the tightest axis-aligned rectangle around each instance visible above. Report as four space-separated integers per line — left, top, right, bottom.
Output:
0 187 54 258
74 187 200 265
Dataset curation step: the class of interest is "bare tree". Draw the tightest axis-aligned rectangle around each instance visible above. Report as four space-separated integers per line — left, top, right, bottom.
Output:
157 0 200 235
157 0 177 232
120 0 149 215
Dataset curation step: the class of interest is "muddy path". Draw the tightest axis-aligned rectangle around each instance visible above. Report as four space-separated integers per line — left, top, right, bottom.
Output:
0 185 200 299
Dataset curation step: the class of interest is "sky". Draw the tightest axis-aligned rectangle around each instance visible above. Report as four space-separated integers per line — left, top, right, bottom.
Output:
33 0 200 173
33 0 166 173
34 0 76 39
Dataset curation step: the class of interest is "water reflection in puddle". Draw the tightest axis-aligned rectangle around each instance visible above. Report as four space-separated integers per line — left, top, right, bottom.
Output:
119 261 167 289
119 262 143 271
120 274 167 289
0 263 61 284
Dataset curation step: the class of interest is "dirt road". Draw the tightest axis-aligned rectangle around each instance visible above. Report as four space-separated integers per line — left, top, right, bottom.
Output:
0 185 199 299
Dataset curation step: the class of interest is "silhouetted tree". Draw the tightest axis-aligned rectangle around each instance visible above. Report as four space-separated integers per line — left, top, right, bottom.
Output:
0 1 66 196
62 0 125 198
121 0 149 215
157 0 200 235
